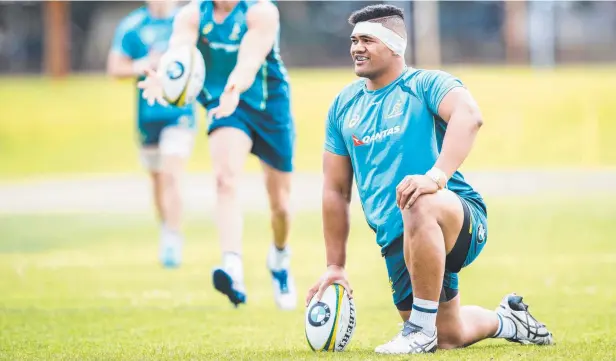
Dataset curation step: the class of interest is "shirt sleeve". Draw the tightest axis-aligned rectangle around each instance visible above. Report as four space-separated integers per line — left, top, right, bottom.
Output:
324 96 349 156
110 18 136 58
419 70 465 116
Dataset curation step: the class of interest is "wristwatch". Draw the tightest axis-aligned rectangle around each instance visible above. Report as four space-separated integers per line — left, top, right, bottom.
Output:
426 167 447 190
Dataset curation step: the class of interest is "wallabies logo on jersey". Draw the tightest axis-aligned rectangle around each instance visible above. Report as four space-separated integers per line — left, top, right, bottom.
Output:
229 23 241 41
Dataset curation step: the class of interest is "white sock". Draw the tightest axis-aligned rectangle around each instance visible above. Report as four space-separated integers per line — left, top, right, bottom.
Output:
268 244 290 270
160 224 182 246
223 252 244 283
409 297 438 337
493 313 517 339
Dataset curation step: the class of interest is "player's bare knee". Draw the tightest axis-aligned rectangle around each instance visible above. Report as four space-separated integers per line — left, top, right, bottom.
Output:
402 194 439 232
270 201 290 221
267 189 290 219
159 167 180 189
410 194 440 216
214 168 239 195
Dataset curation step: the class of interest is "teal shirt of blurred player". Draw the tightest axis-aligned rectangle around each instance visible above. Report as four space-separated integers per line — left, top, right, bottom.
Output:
111 5 197 139
108 3 200 270
325 68 486 253
195 0 290 114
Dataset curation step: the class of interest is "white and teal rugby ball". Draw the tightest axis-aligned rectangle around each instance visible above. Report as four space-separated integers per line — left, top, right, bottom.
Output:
305 283 356 352
158 44 205 107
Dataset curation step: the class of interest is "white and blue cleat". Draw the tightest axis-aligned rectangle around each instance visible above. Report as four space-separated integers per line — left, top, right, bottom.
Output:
159 239 182 268
269 268 297 310
374 321 438 355
496 293 554 345
212 268 247 307
211 245 296 310
267 245 297 310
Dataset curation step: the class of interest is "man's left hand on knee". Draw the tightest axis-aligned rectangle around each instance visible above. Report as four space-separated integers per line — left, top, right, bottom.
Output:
396 175 441 210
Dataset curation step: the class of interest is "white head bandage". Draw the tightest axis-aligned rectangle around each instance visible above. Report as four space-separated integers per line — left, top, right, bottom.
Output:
351 21 407 57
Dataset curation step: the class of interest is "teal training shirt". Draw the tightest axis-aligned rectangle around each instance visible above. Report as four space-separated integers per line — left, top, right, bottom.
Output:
324 68 486 252
196 0 290 111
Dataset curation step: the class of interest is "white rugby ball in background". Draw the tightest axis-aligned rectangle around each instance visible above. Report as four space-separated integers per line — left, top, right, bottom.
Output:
158 45 205 107
305 283 356 352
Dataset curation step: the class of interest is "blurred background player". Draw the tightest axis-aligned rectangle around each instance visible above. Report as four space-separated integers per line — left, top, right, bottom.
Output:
139 0 296 310
307 4 553 354
107 0 198 269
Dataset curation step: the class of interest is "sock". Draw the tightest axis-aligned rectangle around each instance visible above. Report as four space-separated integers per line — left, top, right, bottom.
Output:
223 252 244 283
268 244 290 270
409 298 438 337
493 313 517 339
160 224 182 246
160 223 169 237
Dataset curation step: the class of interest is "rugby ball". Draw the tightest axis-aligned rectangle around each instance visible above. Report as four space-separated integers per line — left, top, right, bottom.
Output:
158 44 205 107
305 283 356 352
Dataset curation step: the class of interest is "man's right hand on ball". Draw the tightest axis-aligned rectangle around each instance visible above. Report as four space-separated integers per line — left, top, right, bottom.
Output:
305 265 353 307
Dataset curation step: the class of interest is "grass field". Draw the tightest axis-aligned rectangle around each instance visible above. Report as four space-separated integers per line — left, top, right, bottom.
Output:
1 66 616 180
1 195 615 360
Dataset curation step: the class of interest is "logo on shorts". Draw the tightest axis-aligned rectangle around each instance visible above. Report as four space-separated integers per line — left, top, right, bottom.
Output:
166 61 184 80
477 223 486 244
308 302 331 327
389 277 396 294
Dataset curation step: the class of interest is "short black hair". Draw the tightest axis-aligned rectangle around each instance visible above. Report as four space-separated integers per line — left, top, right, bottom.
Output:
348 4 405 25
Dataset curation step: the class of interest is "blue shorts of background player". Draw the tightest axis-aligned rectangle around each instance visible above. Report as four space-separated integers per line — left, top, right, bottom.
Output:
137 115 197 171
385 194 488 310
204 96 295 173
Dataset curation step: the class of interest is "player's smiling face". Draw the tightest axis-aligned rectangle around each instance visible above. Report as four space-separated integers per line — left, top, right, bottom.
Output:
350 34 393 79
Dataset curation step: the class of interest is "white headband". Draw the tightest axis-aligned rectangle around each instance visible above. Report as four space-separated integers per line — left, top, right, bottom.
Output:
351 21 406 56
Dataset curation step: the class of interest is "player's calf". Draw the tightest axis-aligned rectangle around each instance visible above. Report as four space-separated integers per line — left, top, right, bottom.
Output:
262 162 296 310
262 162 292 248
159 157 183 229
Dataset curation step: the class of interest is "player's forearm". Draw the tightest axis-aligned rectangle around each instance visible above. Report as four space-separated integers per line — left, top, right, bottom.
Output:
322 188 351 268
434 109 483 179
107 56 149 78
167 3 199 50
167 28 198 49
226 31 275 93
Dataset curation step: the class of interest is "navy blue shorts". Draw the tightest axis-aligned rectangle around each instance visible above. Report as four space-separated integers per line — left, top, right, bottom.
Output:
384 195 488 308
205 98 295 172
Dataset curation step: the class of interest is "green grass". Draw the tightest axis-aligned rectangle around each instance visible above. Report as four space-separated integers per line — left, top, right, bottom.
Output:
1 66 616 180
1 196 616 360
